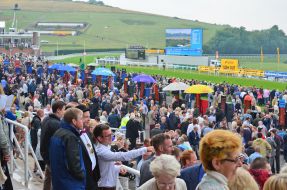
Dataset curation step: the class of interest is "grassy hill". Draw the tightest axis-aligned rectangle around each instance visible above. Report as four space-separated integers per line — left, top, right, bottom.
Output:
0 0 228 53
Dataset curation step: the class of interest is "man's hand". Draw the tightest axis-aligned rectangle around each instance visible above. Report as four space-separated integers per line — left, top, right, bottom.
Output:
119 167 127 175
3 154 10 162
146 146 154 152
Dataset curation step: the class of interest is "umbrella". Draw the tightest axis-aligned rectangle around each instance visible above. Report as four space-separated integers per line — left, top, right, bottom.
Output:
48 63 62 70
68 63 79 67
163 82 190 91
87 62 99 67
132 74 156 83
57 65 76 72
91 67 115 76
184 84 213 94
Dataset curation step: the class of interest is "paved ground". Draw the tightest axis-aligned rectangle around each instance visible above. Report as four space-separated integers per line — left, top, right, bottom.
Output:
11 155 137 190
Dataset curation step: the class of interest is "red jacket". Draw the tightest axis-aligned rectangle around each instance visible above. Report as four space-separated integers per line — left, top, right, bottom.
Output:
249 169 271 190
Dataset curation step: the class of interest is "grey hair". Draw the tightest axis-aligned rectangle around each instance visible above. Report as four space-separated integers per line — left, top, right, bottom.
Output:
150 154 180 177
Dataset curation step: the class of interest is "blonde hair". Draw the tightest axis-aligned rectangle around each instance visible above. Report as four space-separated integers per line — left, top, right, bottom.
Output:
263 174 287 190
23 111 29 118
199 130 242 171
150 154 180 178
228 167 259 190
89 119 97 128
280 164 287 174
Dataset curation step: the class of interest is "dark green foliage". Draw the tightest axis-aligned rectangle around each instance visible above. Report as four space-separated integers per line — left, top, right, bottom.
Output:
205 25 287 54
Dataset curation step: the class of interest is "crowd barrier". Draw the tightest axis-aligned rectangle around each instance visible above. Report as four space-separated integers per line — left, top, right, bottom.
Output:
4 118 44 188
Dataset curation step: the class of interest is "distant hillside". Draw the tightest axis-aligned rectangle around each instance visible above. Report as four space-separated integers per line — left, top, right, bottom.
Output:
0 0 228 53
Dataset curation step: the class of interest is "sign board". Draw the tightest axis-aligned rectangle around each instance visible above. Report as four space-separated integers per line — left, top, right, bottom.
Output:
220 59 239 70
165 28 203 56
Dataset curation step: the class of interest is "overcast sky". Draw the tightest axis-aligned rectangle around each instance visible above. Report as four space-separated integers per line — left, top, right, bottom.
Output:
103 0 287 33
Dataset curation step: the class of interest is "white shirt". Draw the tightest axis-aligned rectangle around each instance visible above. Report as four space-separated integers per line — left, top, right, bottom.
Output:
95 143 147 187
33 98 42 110
23 83 28 93
80 133 96 170
43 108 52 117
100 115 108 123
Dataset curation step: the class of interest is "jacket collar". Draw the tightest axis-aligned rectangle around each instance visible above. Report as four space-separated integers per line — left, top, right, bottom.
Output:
49 113 61 121
61 121 81 137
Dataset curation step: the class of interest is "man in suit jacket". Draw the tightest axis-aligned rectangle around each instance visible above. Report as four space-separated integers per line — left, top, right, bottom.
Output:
126 113 143 150
180 164 205 190
150 124 163 138
77 105 101 190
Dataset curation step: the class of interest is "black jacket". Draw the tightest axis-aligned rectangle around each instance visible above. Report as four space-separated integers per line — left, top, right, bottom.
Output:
126 119 142 140
81 130 101 190
40 113 61 163
31 115 42 150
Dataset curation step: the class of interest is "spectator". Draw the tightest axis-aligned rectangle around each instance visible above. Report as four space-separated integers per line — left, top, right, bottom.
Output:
228 167 259 190
40 101 66 190
249 157 271 190
252 133 272 158
49 108 85 190
108 110 121 129
270 129 283 174
188 126 200 158
31 109 44 151
100 111 108 123
94 123 153 190
139 133 174 186
150 124 163 138
176 135 192 151
180 163 205 190
76 104 101 190
180 150 197 169
266 132 277 173
248 146 263 164
0 115 13 189
263 174 287 190
125 113 143 149
196 130 243 190
138 154 187 190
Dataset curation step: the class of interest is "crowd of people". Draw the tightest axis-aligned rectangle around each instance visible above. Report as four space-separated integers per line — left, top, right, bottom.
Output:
1 53 287 190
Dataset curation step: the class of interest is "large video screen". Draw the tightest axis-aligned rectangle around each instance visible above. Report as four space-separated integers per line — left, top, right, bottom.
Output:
165 28 203 56
125 49 145 60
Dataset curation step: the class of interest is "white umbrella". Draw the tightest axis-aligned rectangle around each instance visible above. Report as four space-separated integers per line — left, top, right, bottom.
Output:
87 62 99 67
68 63 79 67
163 82 190 91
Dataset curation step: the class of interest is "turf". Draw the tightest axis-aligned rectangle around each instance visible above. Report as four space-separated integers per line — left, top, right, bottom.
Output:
52 55 287 91
0 0 227 52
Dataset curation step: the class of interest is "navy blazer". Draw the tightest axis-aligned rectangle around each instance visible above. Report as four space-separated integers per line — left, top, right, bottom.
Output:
180 164 205 190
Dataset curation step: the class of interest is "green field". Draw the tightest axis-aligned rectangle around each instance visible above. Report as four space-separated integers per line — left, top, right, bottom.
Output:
0 0 227 53
54 54 287 72
52 55 287 91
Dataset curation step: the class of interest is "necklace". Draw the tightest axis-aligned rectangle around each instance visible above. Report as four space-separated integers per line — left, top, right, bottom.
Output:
82 133 94 154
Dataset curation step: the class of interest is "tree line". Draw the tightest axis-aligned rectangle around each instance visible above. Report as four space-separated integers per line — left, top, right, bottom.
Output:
204 25 287 54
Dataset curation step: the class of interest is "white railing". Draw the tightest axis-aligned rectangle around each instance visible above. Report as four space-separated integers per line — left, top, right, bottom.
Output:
4 118 44 188
122 165 140 176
